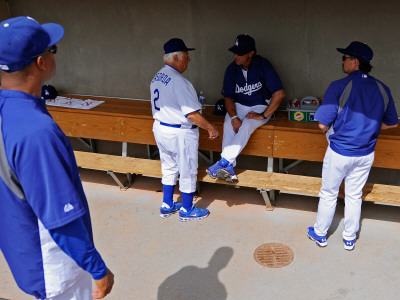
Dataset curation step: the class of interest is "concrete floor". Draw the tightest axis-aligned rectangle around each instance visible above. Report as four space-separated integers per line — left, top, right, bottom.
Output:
1 169 400 300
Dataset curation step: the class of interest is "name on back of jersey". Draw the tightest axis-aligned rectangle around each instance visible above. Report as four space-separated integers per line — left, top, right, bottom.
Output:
152 72 171 86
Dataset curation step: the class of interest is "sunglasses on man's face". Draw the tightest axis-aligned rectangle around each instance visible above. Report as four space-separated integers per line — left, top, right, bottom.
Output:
31 45 58 58
342 55 354 61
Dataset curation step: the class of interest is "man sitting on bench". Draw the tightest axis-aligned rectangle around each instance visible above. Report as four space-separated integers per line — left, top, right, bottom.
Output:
206 34 285 182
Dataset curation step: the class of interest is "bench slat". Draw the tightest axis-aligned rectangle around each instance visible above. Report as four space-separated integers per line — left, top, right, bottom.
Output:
74 151 162 177
267 172 400 206
267 173 321 197
74 151 272 189
198 166 272 189
362 183 400 205
73 151 400 207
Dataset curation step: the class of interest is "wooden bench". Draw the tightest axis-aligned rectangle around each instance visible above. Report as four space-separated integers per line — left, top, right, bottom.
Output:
48 95 400 210
267 173 400 206
272 111 400 170
74 151 400 209
74 151 275 209
48 94 276 207
49 94 275 163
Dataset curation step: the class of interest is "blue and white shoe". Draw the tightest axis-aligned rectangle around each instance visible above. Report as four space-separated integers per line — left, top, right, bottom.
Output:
216 164 238 182
160 202 182 218
344 238 356 251
307 227 327 247
206 158 229 179
178 206 210 222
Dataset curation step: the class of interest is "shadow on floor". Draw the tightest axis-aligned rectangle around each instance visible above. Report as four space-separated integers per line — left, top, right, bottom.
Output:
157 247 234 300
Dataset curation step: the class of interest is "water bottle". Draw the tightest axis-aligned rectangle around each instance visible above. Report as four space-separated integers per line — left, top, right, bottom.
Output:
198 91 206 110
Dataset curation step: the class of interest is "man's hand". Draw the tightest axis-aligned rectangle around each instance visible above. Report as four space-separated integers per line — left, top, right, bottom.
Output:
231 117 242 133
382 122 398 130
224 97 242 133
246 111 264 120
208 124 219 140
92 269 114 299
318 122 329 134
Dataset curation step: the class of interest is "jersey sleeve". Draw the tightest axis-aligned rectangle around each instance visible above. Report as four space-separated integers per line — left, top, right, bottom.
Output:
315 81 342 127
174 77 201 116
49 216 108 280
14 124 87 230
261 59 284 94
381 85 399 126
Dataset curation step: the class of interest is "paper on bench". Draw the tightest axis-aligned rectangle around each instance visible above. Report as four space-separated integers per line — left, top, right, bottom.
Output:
46 96 104 110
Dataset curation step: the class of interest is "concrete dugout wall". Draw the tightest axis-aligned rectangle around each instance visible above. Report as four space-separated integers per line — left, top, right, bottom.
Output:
3 0 400 108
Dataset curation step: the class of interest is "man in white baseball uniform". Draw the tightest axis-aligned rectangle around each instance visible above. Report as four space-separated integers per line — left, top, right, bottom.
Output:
150 38 219 221
307 41 398 251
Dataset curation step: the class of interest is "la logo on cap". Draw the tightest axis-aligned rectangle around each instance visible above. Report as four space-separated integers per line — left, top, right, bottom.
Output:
235 39 239 46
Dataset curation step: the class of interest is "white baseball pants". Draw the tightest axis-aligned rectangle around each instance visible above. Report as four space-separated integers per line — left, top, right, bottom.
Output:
314 146 374 241
153 121 199 193
221 103 270 166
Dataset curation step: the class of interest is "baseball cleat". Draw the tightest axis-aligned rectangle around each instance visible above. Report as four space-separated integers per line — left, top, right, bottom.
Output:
343 238 356 251
216 164 238 183
178 206 210 222
160 202 182 218
307 227 327 247
206 158 229 179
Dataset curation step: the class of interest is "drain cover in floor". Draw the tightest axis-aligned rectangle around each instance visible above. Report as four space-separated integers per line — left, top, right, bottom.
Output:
254 243 294 268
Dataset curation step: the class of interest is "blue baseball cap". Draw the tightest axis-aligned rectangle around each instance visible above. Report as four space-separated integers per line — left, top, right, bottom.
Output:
164 38 195 54
337 41 373 63
229 34 256 56
0 16 64 72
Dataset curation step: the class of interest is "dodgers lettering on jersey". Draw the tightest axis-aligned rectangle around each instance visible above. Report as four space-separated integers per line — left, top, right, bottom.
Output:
150 64 201 125
235 81 263 96
222 55 284 107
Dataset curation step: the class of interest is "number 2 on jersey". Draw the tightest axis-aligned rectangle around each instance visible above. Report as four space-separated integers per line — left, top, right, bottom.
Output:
153 89 160 111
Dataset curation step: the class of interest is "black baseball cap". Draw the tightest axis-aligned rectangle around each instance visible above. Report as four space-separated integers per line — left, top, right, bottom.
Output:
229 34 256 56
337 41 373 63
213 99 227 115
41 84 58 100
164 38 195 54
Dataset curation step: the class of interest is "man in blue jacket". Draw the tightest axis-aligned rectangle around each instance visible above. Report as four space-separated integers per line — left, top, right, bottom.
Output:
0 16 114 299
307 41 398 251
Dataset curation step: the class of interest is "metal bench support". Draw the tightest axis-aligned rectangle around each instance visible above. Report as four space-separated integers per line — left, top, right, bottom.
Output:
259 188 275 211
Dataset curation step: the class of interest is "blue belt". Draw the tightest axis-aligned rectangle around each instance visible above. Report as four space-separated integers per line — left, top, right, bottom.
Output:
159 121 198 129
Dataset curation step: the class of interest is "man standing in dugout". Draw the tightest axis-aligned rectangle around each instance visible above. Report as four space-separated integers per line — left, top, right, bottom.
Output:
307 41 398 251
150 38 219 221
0 16 114 299
206 34 285 182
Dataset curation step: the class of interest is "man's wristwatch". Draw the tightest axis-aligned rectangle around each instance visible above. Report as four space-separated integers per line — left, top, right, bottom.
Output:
260 112 267 119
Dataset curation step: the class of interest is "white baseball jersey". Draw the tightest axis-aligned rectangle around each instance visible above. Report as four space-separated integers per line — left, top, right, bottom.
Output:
150 64 201 125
